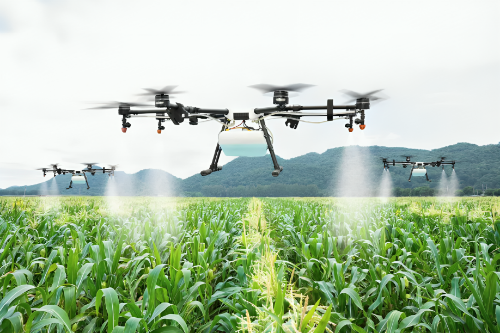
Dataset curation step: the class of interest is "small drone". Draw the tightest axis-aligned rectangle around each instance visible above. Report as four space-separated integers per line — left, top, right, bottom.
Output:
91 84 385 177
381 156 456 182
37 163 116 189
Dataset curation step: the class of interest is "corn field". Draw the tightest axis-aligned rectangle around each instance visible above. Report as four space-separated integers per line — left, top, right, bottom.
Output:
0 196 499 333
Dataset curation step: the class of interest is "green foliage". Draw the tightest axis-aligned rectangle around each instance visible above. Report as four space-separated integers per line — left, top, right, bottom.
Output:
0 196 500 332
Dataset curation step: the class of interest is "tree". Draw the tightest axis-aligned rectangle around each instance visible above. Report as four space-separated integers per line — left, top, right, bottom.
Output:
463 186 474 195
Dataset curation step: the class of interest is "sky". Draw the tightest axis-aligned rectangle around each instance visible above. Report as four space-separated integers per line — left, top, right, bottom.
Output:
0 0 499 188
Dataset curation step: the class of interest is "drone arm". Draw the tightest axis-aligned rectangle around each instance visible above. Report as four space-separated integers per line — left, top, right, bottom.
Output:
254 104 357 114
188 107 230 115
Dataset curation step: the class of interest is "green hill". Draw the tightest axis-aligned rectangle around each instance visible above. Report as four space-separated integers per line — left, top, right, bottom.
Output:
1 142 499 196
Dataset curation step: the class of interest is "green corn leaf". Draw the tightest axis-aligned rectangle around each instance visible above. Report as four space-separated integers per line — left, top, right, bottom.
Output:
459 267 499 333
76 263 94 295
112 233 125 273
146 264 167 318
397 309 431 332
124 317 146 333
2 311 23 333
25 305 72 333
149 327 183 333
385 311 403 333
313 304 332 333
483 271 498 318
157 314 188 333
96 288 120 333
340 287 365 313
426 239 444 283
49 264 66 292
0 285 35 320
38 249 57 286
301 300 320 332
29 318 63 332
67 247 79 285
148 302 172 323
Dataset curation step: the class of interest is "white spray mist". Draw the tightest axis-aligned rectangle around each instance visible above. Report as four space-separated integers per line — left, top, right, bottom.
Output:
378 169 393 202
336 145 372 197
449 169 459 197
438 169 449 197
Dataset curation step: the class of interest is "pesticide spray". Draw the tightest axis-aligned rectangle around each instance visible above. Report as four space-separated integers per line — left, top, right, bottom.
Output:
105 176 120 215
438 169 449 197
449 169 459 197
336 145 373 197
378 169 393 202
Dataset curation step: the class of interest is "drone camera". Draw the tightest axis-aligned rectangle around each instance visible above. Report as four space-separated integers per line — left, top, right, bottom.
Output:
355 97 370 110
273 91 289 105
155 94 170 108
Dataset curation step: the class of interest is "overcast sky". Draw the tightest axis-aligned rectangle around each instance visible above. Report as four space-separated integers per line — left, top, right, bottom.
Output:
0 0 499 188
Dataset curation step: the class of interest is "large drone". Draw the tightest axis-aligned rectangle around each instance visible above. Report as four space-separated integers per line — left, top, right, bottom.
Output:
37 163 116 189
381 156 456 182
91 84 385 177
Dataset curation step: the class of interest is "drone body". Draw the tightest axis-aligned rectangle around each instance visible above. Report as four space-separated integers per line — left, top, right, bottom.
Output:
37 163 116 190
92 85 385 177
381 156 456 182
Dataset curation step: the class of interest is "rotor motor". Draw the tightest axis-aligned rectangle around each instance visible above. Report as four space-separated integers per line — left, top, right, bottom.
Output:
273 90 289 106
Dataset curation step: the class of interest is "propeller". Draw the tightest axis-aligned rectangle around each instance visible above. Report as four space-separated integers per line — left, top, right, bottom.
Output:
249 83 315 94
82 163 98 170
49 163 59 168
138 85 185 98
341 89 387 103
107 164 119 170
85 101 150 110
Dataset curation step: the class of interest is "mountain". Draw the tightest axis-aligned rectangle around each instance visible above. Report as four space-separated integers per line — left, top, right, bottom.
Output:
1 142 499 196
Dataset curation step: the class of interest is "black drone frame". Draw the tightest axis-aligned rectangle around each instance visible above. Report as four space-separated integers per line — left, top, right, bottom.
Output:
106 88 374 177
38 163 116 190
382 156 456 182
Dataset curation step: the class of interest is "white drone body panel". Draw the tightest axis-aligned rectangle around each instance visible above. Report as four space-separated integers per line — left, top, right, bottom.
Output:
218 130 267 157
226 110 261 122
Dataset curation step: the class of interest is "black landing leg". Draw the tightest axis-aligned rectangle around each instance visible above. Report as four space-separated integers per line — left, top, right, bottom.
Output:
260 119 283 177
201 143 223 176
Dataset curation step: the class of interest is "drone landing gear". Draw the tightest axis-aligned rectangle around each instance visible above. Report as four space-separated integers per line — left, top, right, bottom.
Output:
426 173 431 182
201 143 223 176
260 119 283 177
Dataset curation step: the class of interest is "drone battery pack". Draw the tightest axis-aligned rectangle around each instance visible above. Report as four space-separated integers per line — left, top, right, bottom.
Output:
71 175 86 184
219 130 268 157
412 169 427 176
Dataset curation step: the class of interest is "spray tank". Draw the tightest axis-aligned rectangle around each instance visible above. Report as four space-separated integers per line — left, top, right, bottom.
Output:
71 175 87 184
218 129 268 157
412 168 427 177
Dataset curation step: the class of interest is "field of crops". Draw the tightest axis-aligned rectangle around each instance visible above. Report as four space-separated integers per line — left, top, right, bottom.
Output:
0 196 499 333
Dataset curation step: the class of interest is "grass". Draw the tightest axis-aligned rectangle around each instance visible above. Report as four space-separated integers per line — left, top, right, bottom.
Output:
0 196 499 332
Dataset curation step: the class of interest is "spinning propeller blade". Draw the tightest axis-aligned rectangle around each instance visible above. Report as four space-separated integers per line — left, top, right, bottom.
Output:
138 85 185 96
249 83 315 93
85 101 150 110
341 89 387 103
